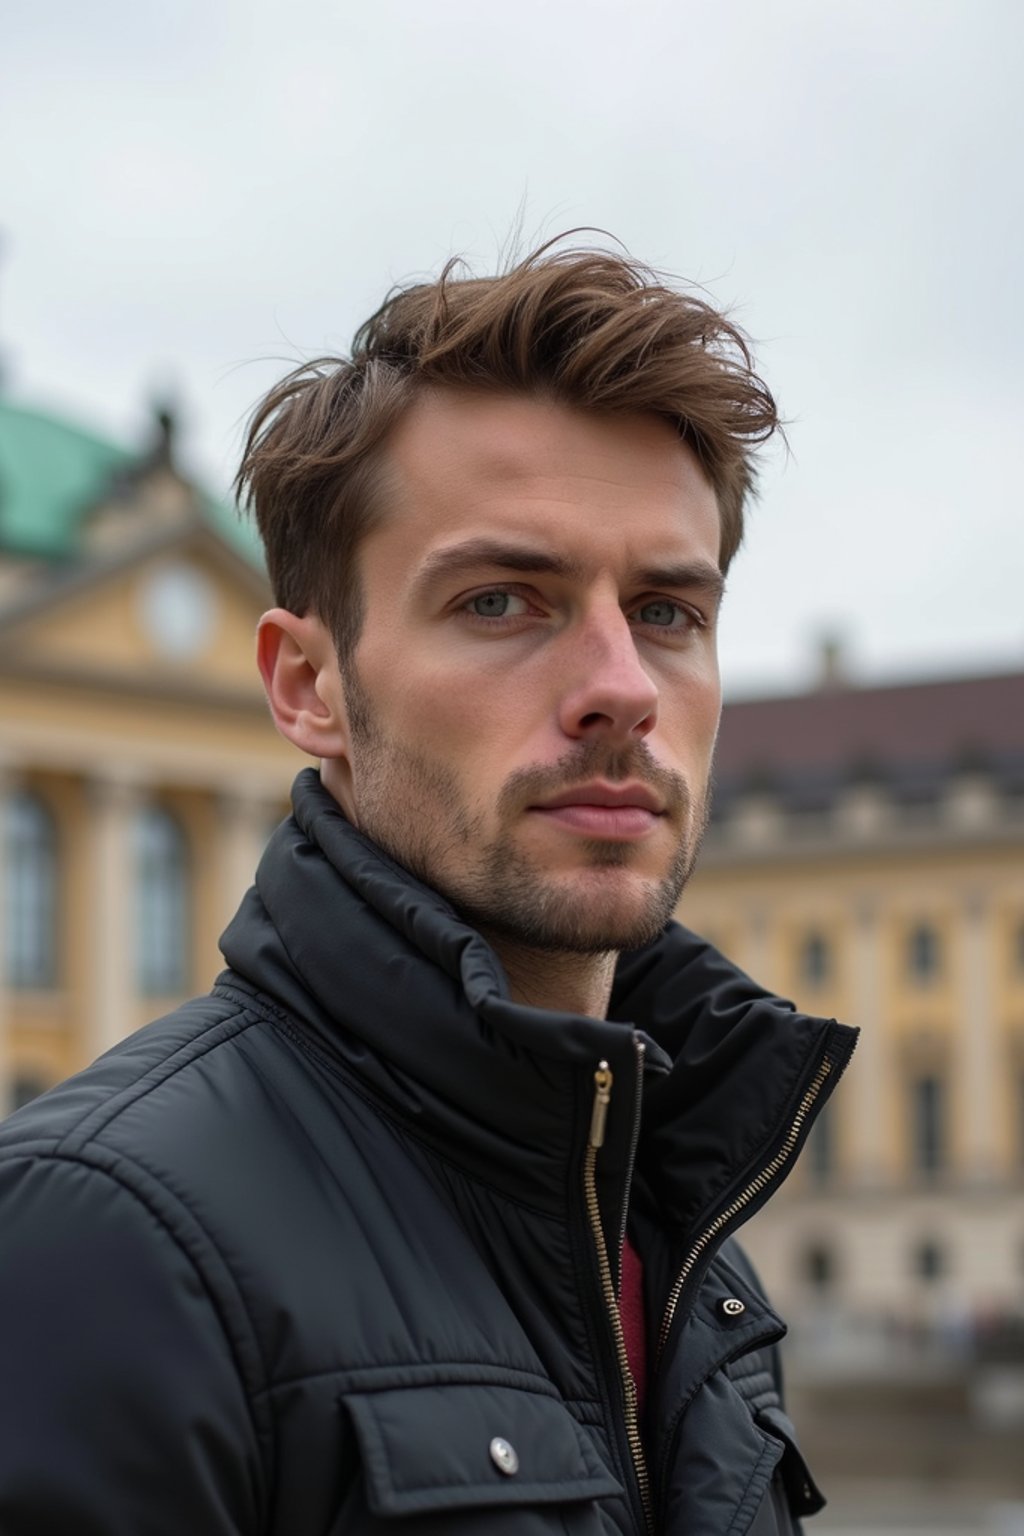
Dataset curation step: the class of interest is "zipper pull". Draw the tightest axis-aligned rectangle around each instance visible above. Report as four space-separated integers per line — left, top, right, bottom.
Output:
589 1062 613 1149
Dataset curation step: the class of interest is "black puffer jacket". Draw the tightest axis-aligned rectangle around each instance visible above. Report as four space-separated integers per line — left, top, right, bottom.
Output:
0 770 856 1535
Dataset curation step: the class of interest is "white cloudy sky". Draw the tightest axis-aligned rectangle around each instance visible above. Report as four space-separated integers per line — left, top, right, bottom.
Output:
3 0 1022 696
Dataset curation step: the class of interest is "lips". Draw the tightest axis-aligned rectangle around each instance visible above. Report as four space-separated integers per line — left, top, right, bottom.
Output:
528 782 667 841
533 782 666 815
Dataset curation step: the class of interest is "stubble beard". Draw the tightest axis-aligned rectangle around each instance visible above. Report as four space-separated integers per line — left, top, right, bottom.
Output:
344 670 709 956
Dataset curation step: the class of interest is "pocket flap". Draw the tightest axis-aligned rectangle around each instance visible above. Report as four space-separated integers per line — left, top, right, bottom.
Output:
342 1381 622 1518
757 1404 826 1517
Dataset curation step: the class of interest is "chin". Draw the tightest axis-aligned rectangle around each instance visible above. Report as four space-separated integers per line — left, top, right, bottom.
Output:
478 872 680 957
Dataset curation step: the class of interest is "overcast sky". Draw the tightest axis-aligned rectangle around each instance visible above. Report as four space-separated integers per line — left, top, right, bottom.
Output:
3 0 1022 696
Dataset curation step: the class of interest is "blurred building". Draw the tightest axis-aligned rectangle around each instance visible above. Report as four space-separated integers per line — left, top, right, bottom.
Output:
0 398 301 1111
677 645 1024 1358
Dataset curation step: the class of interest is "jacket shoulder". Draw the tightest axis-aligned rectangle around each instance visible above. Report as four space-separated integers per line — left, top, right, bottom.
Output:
0 979 264 1160
0 1139 267 1532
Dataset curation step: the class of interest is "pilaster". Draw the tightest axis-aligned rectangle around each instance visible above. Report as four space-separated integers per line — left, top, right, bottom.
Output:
847 899 887 1187
958 889 998 1183
217 786 279 930
87 772 144 1060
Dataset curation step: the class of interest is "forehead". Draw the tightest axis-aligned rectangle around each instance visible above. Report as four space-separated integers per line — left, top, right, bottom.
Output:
372 389 721 574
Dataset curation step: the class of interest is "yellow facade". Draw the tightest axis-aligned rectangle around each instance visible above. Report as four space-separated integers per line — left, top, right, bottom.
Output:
677 761 1024 1331
0 521 304 1105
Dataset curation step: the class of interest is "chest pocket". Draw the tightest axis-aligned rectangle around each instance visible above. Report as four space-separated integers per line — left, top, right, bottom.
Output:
753 1406 824 1526
339 1380 623 1534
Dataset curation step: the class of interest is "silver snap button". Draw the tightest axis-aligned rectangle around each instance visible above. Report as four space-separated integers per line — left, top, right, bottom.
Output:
489 1436 519 1476
719 1296 746 1319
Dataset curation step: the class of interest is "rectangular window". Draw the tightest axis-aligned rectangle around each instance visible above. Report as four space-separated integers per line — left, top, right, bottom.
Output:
907 923 941 985
911 1074 946 1176
807 1105 834 1186
135 806 190 995
5 792 59 990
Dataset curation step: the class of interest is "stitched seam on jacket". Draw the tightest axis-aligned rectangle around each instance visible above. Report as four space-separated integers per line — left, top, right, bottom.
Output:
728 1366 779 1417
213 976 291 1022
78 1139 274 1389
728 1362 776 1390
7 1149 274 1506
211 988 580 1394
54 1006 262 1154
254 1360 601 1406
657 1326 784 1499
724 1432 781 1536
730 1372 775 1394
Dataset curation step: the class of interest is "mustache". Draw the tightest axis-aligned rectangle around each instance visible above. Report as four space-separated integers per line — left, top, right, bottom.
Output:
496 739 690 819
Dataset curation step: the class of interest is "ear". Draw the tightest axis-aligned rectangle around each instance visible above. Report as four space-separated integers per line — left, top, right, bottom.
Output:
256 609 350 760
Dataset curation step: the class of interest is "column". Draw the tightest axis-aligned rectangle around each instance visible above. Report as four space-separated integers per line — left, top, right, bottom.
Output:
743 903 772 987
847 899 887 1187
958 889 998 1184
87 773 142 1060
217 787 278 930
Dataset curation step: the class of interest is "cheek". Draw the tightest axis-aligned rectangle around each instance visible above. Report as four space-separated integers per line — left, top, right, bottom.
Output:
373 662 506 763
404 652 541 730
662 674 721 762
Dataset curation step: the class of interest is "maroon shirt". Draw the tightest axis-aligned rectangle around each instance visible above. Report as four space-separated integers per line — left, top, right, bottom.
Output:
620 1233 647 1417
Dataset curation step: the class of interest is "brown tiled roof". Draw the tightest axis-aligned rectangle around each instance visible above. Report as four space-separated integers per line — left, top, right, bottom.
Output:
714 669 1024 795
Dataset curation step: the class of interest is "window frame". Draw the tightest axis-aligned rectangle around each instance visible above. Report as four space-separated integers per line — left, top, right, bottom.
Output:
906 920 942 986
910 1071 947 1177
135 803 191 996
4 788 60 990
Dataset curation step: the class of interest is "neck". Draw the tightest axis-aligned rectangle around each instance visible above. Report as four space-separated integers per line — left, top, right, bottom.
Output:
486 938 617 1019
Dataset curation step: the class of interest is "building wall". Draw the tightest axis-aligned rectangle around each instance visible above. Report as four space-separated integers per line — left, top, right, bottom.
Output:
676 782 1024 1337
0 543 304 1110
1 763 299 1106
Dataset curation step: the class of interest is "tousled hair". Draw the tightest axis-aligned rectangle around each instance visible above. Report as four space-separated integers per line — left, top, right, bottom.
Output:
235 239 780 660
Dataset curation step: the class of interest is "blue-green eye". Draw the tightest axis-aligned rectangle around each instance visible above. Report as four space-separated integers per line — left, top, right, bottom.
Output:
471 592 512 617
636 599 685 628
466 591 529 619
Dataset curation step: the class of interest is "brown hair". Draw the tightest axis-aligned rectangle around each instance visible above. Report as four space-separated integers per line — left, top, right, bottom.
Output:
236 239 780 660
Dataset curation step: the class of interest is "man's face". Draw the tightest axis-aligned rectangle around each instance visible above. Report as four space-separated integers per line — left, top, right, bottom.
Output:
327 390 723 955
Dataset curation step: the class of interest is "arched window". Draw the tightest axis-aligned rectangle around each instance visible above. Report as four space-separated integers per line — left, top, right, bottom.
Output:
4 790 58 989
800 930 831 989
907 922 941 984
136 806 189 995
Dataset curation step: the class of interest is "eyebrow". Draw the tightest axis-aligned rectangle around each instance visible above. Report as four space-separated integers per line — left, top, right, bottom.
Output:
412 537 726 607
412 539 584 592
634 562 726 607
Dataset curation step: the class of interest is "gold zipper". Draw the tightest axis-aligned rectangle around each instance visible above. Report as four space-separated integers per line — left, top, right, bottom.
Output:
585 1061 653 1533
656 1056 834 1363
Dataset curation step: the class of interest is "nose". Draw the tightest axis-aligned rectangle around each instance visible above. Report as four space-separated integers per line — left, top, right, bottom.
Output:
557 604 659 746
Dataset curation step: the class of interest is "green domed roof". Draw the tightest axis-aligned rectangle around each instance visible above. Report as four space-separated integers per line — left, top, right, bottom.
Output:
0 400 133 557
0 398 260 565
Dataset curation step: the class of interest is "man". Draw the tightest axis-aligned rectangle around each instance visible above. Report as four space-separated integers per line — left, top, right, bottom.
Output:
0 243 856 1533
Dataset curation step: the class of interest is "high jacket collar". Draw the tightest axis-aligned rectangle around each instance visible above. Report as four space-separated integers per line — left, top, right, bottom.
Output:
220 770 857 1234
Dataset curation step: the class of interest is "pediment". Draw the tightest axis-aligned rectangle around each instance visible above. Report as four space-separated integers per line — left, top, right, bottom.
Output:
0 523 272 700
